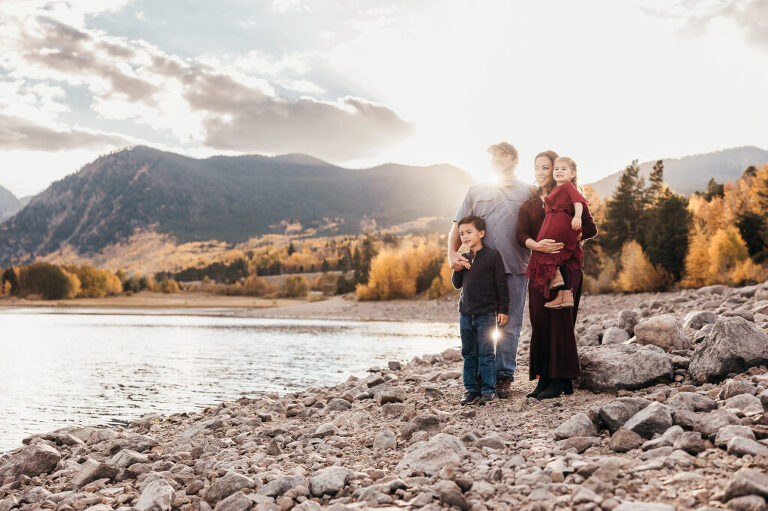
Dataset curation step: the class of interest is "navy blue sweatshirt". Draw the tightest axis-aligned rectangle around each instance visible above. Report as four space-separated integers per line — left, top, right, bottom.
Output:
451 246 509 315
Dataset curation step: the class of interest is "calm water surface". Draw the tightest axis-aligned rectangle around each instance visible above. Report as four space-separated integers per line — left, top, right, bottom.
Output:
0 308 458 452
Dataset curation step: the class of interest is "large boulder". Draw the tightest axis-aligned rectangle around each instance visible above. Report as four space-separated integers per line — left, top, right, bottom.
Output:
634 315 689 352
577 344 674 392
136 479 175 511
0 443 61 478
725 468 768 501
205 472 258 504
688 317 768 384
554 413 598 439
602 327 629 345
396 433 466 476
309 466 352 497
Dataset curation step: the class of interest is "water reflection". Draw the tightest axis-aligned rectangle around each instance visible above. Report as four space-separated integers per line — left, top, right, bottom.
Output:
0 308 458 452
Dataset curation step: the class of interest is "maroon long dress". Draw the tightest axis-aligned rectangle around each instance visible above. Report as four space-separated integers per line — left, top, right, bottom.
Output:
526 182 589 298
517 191 597 381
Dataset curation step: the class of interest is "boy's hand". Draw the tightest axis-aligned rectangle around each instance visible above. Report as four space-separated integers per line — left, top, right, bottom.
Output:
571 216 582 230
450 252 471 271
497 313 508 327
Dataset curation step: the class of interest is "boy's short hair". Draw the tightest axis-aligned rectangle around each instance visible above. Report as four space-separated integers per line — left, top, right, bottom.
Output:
457 215 486 232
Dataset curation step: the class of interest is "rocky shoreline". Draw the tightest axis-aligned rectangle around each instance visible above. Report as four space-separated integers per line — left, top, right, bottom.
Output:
3 283 768 510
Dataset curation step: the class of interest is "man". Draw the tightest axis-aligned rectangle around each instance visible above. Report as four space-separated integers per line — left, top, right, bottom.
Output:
447 142 530 398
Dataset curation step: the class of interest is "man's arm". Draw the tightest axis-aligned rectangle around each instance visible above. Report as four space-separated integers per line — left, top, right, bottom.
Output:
447 223 470 271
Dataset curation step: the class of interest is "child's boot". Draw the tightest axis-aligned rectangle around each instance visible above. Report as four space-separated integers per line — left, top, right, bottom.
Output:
548 270 564 290
544 289 575 309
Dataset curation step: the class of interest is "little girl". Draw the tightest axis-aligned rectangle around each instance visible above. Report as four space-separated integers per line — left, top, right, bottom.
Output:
526 156 588 309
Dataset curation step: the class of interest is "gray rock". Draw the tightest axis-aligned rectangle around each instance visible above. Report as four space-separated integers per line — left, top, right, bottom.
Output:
136 479 175 511
377 387 406 404
634 314 689 352
726 495 768 511
325 398 352 411
618 310 640 336
556 436 602 453
111 449 150 469
695 409 743 437
725 394 764 414
402 414 440 439
0 443 61 478
673 431 706 455
475 433 505 450
666 392 717 412
624 402 673 439
388 361 402 371
673 408 701 429
613 503 674 511
395 433 466 476
760 389 768 410
577 344 674 392
609 427 643 452
599 398 652 433
373 429 397 450
642 426 684 450
689 316 768 383
725 310 755 322
72 458 119 487
213 491 252 511
205 472 258 504
258 474 306 498
727 437 768 457
602 327 629 345
721 380 758 400
554 413 598 439
725 468 768 501
311 423 340 438
683 311 718 331
310 466 352 496
715 425 757 448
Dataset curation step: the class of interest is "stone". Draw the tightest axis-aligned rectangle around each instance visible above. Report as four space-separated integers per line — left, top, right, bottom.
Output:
377 387 406 404
634 314 689 352
727 437 768 457
683 311 718 331
725 310 755 323
258 475 306 498
136 479 175 511
725 468 768 501
311 423 340 438
609 428 643 452
613 504 674 511
388 361 402 371
309 466 352 497
760 390 768 410
726 495 768 511
111 449 150 469
395 433 466 476
643 426 684 450
373 429 397 450
556 436 602 453
205 472 258 504
618 310 640 336
602 327 629 345
577 344 674 392
725 394 764 414
554 413 598 439
213 491 252 511
0 443 61 478
325 398 352 411
402 414 440 439
381 402 406 419
72 458 119 487
673 431 706 455
666 392 717 412
571 486 602 505
689 317 768 383
624 402 674 439
722 380 758 400
599 398 652 433
435 480 469 510
695 409 743 437
475 433 505 450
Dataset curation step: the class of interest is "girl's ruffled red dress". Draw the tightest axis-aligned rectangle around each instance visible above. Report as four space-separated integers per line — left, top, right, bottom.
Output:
526 182 589 297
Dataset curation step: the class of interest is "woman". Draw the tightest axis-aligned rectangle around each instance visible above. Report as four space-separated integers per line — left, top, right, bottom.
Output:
517 150 598 400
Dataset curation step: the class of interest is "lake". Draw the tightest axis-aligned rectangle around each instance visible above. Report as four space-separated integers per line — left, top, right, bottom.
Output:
0 308 458 453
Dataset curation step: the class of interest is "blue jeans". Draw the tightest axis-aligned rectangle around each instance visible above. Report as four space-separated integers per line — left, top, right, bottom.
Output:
460 313 497 394
497 274 528 380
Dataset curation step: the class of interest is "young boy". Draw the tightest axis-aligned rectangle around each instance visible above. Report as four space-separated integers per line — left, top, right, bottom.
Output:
451 215 509 405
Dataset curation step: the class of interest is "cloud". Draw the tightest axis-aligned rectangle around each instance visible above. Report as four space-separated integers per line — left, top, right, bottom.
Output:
182 71 411 160
0 114 129 151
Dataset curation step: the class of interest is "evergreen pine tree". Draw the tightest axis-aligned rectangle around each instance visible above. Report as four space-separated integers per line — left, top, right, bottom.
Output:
638 189 690 280
736 211 768 261
599 160 644 256
647 160 664 203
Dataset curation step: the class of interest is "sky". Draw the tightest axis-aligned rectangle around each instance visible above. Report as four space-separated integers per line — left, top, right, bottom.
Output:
0 0 766 197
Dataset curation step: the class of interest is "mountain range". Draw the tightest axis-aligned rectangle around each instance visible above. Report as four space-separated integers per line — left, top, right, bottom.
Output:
0 185 23 223
587 146 768 197
0 146 472 265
